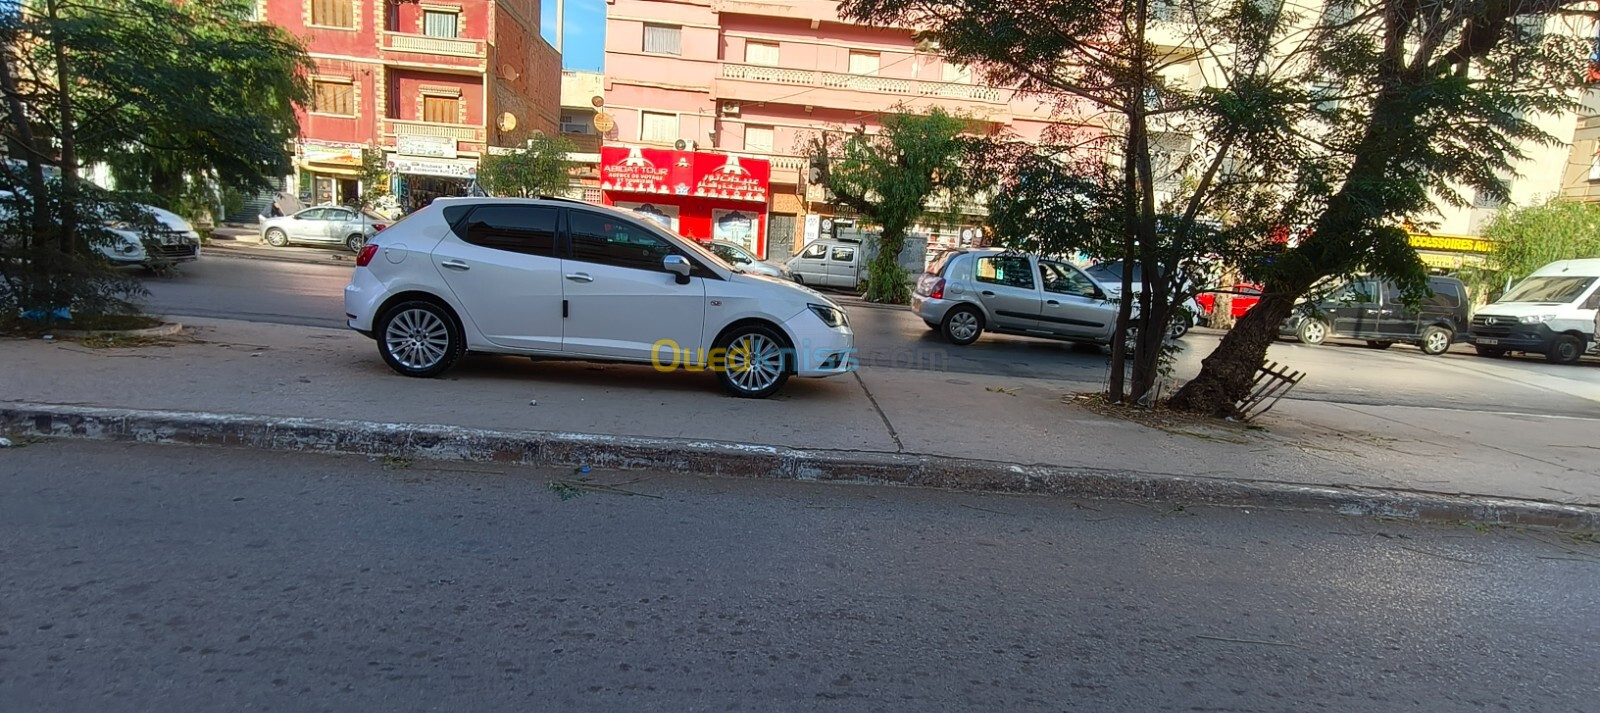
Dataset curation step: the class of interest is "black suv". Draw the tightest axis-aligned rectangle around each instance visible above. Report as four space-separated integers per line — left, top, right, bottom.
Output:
1278 275 1471 356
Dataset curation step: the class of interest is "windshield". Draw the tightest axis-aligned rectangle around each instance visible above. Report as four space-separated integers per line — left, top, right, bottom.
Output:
1498 275 1596 304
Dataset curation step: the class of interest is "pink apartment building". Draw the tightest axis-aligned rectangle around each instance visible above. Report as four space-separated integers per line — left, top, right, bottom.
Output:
602 0 1068 259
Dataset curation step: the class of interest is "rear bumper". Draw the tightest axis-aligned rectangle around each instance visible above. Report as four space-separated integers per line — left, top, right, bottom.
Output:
911 294 958 325
344 268 385 333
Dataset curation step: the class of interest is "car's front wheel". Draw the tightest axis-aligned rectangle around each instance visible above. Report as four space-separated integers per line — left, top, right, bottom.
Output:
377 300 464 378
1296 318 1328 345
1547 334 1585 365
264 228 288 247
346 233 366 253
941 305 983 345
1419 326 1452 356
715 324 791 398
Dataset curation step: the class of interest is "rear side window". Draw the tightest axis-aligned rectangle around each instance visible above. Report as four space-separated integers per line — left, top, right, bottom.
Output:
1424 280 1463 308
975 256 1035 289
459 205 558 256
568 210 681 272
830 246 855 262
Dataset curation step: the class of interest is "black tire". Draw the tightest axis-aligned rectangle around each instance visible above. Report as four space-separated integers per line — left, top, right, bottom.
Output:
1474 345 1506 358
1546 333 1584 365
1167 315 1191 340
1296 318 1328 345
941 305 983 345
1418 326 1452 356
345 233 366 253
714 323 791 398
1364 340 1394 349
264 228 288 247
375 300 464 378
792 274 805 284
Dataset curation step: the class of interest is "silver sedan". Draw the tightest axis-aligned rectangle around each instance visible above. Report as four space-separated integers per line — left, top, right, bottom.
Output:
260 206 387 253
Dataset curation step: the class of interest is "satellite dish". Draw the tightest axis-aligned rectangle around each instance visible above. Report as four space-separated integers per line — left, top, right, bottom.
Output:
499 64 520 81
592 112 615 133
591 95 605 108
497 112 518 132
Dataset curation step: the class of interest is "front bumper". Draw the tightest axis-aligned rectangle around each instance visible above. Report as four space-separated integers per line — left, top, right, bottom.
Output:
781 310 856 378
1469 322 1557 351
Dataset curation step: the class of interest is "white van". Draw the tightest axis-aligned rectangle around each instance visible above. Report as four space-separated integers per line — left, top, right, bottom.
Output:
1469 258 1600 364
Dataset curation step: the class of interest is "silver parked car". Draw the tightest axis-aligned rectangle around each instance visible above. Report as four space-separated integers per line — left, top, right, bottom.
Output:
708 239 791 279
913 249 1120 346
260 206 388 252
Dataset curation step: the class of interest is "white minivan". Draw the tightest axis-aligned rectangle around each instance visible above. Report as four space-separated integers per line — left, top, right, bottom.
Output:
1469 258 1600 364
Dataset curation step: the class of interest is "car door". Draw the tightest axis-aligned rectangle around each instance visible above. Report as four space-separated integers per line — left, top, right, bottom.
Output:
1327 278 1379 336
972 254 1042 330
322 207 358 243
826 244 858 288
788 242 829 284
430 204 565 351
561 208 707 361
1377 280 1423 337
1038 260 1113 338
289 208 328 241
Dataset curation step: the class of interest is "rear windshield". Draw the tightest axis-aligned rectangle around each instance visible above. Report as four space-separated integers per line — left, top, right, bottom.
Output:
926 249 962 276
1498 275 1596 304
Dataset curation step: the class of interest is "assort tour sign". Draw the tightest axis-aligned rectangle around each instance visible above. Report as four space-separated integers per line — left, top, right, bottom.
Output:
599 147 770 203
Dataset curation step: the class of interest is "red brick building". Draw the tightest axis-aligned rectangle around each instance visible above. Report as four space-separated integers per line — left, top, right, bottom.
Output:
257 0 560 209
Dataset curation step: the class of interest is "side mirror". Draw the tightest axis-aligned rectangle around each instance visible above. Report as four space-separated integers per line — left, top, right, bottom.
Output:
664 255 692 285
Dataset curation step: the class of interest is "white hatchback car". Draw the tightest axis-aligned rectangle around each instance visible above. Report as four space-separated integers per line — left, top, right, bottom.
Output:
344 197 856 397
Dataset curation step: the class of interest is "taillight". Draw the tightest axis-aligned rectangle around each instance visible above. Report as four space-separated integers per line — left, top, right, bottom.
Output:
373 224 387 232
356 243 379 267
928 277 945 300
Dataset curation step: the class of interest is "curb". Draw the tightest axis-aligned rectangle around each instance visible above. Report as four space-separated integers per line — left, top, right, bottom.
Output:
3 402 1597 531
52 321 184 339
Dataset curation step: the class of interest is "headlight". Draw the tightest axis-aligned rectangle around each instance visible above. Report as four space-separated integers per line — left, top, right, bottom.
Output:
1517 314 1557 324
808 303 847 328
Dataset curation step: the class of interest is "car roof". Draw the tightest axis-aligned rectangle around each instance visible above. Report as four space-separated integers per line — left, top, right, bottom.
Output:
1529 258 1600 276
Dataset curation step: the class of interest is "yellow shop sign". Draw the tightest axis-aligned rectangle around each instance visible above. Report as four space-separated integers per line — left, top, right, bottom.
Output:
1408 233 1495 254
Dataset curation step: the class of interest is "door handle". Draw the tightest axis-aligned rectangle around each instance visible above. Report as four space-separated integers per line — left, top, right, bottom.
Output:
440 259 470 271
1364 309 1382 314
1047 300 1060 305
565 272 594 283
981 290 995 297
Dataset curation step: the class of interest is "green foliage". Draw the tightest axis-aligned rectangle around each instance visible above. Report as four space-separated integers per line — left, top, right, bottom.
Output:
477 134 578 199
808 107 987 304
0 183 148 324
1477 199 1600 296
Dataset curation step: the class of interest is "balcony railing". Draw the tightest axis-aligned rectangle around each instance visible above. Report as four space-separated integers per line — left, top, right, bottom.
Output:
387 119 481 142
383 32 485 58
721 63 1005 104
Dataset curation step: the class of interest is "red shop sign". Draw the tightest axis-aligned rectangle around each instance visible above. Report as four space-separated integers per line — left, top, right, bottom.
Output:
692 154 769 203
601 147 769 204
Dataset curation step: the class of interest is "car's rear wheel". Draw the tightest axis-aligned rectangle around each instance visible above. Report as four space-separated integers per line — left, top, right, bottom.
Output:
345 233 366 253
1547 334 1584 365
1296 318 1328 345
1419 326 1452 356
377 300 464 378
941 305 983 345
1474 345 1506 358
1364 340 1394 349
715 324 790 398
264 228 288 247
1167 314 1191 340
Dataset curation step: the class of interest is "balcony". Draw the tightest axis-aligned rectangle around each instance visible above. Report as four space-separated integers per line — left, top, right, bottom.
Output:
382 32 486 60
386 119 483 143
718 63 1007 108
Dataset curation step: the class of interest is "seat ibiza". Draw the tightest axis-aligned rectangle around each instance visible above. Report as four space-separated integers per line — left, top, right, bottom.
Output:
344 198 855 398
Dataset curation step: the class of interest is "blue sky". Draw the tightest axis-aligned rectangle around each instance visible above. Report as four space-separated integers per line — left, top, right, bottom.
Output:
540 0 608 72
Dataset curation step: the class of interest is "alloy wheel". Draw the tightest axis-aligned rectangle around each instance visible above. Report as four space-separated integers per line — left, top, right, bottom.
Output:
726 333 784 393
384 308 450 370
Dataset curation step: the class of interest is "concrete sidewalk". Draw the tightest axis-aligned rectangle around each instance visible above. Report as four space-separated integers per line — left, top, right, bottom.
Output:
2 317 1597 521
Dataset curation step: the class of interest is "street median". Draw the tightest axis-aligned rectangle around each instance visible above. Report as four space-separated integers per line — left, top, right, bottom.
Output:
5 401 1597 532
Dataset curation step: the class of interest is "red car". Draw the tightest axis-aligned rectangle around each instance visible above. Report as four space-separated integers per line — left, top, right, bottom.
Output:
1197 283 1263 319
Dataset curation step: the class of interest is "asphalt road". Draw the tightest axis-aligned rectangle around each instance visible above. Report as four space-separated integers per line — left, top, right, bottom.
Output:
3 441 1597 712
140 253 1600 416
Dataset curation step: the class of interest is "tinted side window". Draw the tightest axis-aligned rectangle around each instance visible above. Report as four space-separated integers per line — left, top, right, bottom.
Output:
1040 261 1098 297
1424 280 1462 308
299 209 328 220
976 256 1035 289
569 211 680 272
460 205 558 256
326 208 355 222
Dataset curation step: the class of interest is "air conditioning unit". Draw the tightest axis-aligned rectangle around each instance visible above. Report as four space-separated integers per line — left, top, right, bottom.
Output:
720 101 741 117
674 139 698 151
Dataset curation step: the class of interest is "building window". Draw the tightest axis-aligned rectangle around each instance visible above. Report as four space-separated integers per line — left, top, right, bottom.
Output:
745 41 780 66
744 125 774 153
848 50 880 75
310 0 354 28
1590 149 1600 181
941 62 972 83
560 113 592 134
640 111 679 144
423 9 460 38
423 95 458 124
311 80 355 116
643 24 682 55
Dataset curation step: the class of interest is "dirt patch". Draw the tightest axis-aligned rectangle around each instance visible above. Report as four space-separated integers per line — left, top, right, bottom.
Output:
1064 392 1261 444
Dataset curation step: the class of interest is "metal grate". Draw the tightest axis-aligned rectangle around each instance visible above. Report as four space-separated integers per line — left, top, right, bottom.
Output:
1235 361 1305 421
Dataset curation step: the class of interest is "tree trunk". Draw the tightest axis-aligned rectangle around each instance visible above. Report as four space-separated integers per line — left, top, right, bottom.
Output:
866 223 907 304
1168 289 1298 416
0 41 50 248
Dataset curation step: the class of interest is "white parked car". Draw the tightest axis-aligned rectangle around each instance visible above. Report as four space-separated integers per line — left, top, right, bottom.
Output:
0 189 200 267
261 205 387 252
343 198 856 397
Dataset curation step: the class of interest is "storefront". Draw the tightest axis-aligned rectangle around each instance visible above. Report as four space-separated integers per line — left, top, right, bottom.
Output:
387 153 479 213
296 141 364 205
599 147 772 257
